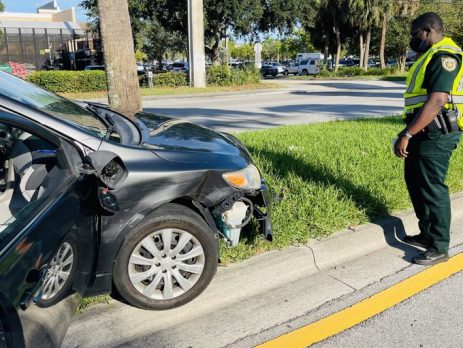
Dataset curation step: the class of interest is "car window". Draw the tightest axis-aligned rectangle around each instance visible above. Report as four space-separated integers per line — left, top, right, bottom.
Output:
0 123 70 247
300 60 308 65
0 71 108 138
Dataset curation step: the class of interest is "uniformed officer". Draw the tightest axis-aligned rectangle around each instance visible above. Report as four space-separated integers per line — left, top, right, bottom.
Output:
395 12 462 265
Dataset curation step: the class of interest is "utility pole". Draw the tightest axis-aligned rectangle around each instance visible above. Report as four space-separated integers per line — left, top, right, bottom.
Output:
187 0 206 87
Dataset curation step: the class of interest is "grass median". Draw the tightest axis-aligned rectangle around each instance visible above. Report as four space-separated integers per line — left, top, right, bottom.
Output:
220 117 463 262
60 83 280 100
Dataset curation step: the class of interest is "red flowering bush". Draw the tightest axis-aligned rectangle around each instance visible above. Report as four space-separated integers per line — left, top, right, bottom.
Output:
7 62 27 79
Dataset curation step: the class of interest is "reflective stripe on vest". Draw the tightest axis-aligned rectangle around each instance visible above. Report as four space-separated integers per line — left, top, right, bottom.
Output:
403 37 463 124
405 95 463 106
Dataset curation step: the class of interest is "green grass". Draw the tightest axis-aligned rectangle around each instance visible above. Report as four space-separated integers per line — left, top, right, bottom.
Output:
60 83 279 100
219 117 463 262
77 294 112 313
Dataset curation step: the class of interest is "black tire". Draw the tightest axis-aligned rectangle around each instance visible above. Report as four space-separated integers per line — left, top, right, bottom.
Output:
113 203 218 310
37 235 78 308
272 73 277 77
301 69 308 76
283 70 289 76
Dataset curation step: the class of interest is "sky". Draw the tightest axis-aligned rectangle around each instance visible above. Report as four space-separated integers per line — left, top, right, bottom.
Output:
2 0 88 22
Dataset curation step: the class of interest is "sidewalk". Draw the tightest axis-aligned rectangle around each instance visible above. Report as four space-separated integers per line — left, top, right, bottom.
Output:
62 193 463 348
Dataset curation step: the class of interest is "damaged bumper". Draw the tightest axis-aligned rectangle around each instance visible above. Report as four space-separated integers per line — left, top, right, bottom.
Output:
213 179 273 246
251 179 273 242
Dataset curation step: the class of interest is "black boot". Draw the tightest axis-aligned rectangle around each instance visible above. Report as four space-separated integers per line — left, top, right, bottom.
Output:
412 249 449 266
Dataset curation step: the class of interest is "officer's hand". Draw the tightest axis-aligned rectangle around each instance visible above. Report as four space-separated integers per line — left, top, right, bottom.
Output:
394 136 409 159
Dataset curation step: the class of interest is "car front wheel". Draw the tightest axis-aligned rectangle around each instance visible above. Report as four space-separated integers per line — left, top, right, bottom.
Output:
301 69 308 76
113 203 218 310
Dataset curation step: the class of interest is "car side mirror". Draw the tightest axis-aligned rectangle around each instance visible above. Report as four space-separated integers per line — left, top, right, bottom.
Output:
82 151 128 189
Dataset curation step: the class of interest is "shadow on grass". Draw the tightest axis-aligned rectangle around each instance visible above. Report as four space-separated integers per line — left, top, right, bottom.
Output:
249 146 421 261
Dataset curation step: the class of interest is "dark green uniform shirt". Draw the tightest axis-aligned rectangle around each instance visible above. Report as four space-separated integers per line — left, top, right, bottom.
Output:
422 52 462 93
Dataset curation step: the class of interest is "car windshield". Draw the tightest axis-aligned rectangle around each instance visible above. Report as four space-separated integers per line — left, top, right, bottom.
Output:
0 71 108 137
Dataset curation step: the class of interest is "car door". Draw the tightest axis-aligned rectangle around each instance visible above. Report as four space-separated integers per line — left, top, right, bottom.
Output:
0 115 99 348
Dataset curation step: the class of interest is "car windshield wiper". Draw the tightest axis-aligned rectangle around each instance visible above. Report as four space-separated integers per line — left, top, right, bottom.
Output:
86 103 117 139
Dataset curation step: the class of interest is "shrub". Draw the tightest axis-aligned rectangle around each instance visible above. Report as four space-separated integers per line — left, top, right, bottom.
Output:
26 70 107 93
207 65 260 86
153 72 188 87
315 66 398 79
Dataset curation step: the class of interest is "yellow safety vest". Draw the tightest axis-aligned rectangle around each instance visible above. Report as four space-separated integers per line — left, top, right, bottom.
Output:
403 37 463 130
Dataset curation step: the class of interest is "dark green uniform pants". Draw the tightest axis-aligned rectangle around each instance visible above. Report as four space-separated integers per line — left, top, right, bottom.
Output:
405 130 461 253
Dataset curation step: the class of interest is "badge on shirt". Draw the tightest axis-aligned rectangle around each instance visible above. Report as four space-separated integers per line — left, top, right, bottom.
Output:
442 57 457 72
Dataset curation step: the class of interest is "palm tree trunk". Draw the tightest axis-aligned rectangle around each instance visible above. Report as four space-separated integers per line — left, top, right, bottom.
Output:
335 26 341 72
399 55 406 73
363 28 371 71
98 0 141 115
324 35 330 68
211 31 221 65
359 32 364 69
380 16 387 69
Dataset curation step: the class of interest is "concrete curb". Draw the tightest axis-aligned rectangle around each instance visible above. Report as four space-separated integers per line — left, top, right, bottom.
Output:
309 191 463 272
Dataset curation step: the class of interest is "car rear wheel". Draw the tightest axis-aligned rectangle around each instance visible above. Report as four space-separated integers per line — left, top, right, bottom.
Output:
113 203 218 310
283 70 289 76
301 69 308 76
37 237 77 307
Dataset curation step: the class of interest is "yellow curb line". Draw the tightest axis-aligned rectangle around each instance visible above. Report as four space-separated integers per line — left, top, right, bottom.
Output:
257 253 463 348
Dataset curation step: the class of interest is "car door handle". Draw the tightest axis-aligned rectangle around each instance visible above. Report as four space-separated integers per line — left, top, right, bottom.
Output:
20 266 48 310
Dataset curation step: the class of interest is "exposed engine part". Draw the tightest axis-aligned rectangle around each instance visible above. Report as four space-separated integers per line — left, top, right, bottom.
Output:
214 198 253 247
212 190 244 216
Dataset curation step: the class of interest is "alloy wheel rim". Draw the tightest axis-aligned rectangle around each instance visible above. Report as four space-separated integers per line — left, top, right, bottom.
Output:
128 228 205 301
41 242 74 300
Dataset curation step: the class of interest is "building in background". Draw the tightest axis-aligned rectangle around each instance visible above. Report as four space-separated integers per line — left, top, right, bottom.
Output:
0 1 99 70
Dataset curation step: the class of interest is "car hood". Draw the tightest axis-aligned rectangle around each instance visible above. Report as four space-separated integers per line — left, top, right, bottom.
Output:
135 111 251 164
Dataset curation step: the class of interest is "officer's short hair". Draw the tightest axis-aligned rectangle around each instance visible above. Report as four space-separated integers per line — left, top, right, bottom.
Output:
412 12 444 33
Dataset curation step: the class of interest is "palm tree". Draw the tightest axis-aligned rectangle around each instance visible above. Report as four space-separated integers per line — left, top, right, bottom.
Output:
348 0 381 70
98 0 142 115
318 0 350 71
378 0 395 69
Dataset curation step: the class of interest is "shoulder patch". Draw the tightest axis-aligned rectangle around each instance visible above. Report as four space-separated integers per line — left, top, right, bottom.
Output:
442 57 457 72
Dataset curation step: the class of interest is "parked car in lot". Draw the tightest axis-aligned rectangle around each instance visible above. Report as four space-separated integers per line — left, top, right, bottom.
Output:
283 62 299 76
261 64 279 77
297 59 320 76
268 62 285 75
337 59 356 67
84 64 106 71
170 62 189 73
0 71 272 346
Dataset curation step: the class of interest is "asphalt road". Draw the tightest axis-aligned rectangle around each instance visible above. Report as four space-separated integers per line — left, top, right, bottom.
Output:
314 270 463 348
142 79 405 133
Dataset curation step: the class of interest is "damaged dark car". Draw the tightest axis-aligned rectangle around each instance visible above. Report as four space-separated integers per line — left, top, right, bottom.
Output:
0 71 272 347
